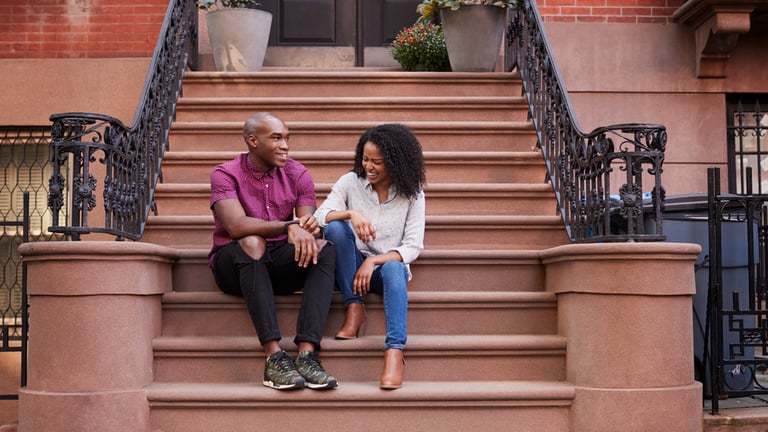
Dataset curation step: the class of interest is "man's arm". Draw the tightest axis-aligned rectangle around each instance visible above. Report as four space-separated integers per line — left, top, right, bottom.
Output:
213 198 289 239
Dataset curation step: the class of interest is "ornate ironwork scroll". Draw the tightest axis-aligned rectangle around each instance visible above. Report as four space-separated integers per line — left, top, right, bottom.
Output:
707 167 768 414
506 0 667 242
47 0 197 240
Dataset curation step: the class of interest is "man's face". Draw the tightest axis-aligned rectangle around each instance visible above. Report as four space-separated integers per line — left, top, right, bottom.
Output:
247 116 291 171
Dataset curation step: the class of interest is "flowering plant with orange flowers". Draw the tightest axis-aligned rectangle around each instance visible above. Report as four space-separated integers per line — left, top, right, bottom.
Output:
389 22 450 71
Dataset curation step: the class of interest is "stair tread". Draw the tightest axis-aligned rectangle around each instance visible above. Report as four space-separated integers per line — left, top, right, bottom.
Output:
162 290 556 305
148 214 563 224
178 96 527 103
153 334 566 352
161 149 544 159
171 120 534 129
148 380 575 403
155 182 552 192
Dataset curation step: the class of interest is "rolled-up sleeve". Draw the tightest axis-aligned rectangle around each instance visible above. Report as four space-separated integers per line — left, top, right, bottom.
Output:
314 175 351 227
391 191 425 265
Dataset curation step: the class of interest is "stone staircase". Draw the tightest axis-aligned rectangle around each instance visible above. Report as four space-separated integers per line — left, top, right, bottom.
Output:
142 68 574 431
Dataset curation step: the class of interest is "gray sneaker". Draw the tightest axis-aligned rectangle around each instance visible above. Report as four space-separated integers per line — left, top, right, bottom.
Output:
263 351 305 390
294 350 338 390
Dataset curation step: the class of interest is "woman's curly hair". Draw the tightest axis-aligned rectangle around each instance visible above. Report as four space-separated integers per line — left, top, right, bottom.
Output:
353 123 426 200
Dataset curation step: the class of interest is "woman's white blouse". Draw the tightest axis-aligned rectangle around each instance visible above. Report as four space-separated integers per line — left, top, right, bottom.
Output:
314 172 426 272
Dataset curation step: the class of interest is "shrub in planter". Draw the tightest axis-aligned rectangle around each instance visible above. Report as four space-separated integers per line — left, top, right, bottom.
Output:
390 22 451 72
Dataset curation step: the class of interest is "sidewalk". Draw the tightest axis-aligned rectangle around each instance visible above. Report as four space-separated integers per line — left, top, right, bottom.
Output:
703 395 768 431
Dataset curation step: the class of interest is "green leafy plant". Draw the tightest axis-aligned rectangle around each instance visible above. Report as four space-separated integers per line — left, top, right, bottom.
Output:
198 0 261 10
417 0 519 23
390 22 451 72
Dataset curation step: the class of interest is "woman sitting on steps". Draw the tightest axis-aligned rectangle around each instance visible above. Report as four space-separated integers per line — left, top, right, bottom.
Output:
314 123 426 389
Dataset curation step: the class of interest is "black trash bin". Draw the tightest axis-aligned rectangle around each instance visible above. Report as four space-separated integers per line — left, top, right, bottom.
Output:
647 193 757 398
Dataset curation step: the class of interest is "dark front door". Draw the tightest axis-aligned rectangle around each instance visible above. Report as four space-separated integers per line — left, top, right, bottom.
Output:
259 0 421 66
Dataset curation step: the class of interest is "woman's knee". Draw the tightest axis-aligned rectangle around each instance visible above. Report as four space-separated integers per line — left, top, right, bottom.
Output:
324 220 351 241
380 261 408 282
238 235 266 260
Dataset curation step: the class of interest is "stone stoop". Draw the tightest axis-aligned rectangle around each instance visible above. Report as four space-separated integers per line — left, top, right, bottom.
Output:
143 69 576 431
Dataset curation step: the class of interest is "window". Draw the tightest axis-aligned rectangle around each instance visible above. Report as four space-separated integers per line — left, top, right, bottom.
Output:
728 95 768 194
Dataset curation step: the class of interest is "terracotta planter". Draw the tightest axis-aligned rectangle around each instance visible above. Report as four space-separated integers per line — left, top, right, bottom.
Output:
206 8 272 71
440 5 507 72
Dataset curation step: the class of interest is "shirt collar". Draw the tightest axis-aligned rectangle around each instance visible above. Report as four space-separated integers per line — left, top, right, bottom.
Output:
245 153 275 180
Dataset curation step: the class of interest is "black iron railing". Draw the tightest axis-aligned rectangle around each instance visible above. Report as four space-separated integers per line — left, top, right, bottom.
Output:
47 0 197 240
506 0 667 242
707 166 768 414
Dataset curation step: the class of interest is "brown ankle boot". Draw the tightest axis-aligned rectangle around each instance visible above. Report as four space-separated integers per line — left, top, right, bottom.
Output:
379 348 404 389
335 303 366 339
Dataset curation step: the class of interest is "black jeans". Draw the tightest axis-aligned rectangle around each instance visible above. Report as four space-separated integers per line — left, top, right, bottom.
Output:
212 240 335 350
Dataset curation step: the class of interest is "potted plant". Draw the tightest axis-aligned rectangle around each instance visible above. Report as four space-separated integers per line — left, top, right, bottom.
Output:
417 0 519 72
198 0 272 71
390 22 451 71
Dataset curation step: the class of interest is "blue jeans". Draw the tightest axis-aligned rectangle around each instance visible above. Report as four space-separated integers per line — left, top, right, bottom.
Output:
324 220 408 350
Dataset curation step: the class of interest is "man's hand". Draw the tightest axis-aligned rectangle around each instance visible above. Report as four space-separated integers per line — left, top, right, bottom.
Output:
287 219 318 267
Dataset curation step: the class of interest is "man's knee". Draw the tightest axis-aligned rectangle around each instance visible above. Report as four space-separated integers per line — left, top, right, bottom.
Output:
238 235 267 260
317 239 335 261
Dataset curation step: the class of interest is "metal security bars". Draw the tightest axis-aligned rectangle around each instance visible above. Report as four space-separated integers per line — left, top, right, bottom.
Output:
707 167 768 414
506 0 667 242
728 95 768 195
0 126 59 399
47 0 197 240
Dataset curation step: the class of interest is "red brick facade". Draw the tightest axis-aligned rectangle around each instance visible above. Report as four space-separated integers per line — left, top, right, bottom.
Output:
0 0 685 59
0 0 167 58
539 0 685 23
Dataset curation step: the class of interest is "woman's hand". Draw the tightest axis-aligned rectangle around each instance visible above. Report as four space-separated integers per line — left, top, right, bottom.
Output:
353 257 376 296
349 210 376 244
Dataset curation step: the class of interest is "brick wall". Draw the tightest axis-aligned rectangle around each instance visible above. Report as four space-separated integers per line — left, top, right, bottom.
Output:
0 0 687 59
539 0 686 23
0 0 167 58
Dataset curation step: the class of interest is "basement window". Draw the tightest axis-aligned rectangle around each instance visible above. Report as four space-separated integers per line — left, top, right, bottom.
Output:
728 95 768 194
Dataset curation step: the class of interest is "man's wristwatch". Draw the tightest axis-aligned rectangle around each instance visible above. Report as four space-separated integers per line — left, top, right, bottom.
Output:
283 220 300 233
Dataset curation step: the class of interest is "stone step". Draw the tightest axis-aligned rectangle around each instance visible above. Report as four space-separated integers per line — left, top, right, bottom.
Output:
169 249 546 294
142 214 569 250
152 334 567 383
180 70 523 98
160 291 558 338
148 380 575 432
159 150 546 184
154 182 556 217
168 120 537 152
174 96 530 123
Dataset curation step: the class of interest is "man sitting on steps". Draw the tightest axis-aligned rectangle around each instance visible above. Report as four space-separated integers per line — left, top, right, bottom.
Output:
208 111 338 391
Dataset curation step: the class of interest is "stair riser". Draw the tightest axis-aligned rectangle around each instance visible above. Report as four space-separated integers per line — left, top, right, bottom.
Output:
174 103 530 123
160 158 546 185
154 189 557 216
170 255 545 293
160 303 558 338
169 126 537 152
153 352 566 383
142 223 568 250
150 404 572 432
181 76 522 98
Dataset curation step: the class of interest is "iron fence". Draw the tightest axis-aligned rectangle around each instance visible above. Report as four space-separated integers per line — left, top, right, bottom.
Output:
707 166 768 413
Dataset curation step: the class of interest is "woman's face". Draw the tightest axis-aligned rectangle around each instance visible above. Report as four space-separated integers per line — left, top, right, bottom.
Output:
361 141 391 189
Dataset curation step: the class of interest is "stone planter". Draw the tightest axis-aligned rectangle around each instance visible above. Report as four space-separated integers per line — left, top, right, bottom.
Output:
440 5 507 72
206 8 272 72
